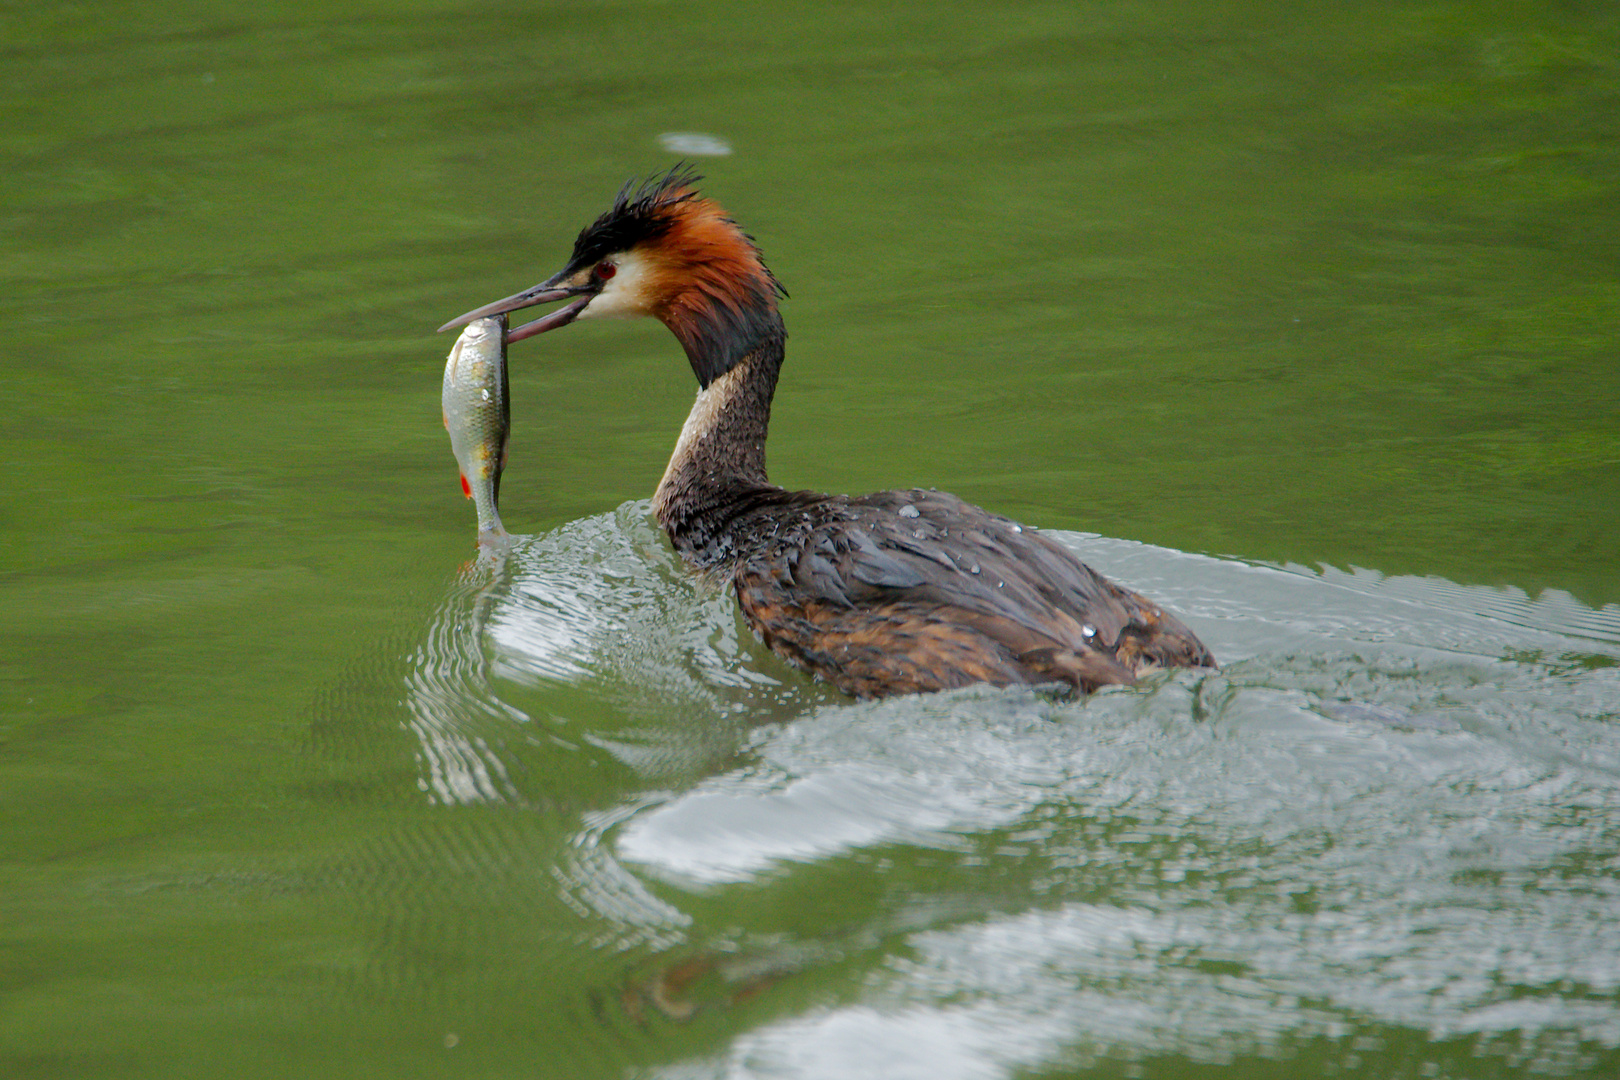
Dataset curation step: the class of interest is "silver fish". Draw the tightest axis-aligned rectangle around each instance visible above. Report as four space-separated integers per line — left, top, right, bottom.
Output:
441 314 509 539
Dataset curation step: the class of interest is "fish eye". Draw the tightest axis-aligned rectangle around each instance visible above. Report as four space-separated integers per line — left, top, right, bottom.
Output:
594 261 617 281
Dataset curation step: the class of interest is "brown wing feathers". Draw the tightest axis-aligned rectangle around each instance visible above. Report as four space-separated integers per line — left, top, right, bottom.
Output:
731 489 1211 698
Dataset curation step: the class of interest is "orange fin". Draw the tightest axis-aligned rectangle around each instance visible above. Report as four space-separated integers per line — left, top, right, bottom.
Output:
460 474 472 498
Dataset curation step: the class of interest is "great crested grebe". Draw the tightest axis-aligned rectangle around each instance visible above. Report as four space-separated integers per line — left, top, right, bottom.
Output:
439 167 1215 698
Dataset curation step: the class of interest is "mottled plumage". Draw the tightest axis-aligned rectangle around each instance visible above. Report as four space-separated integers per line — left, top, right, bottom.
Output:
704 487 1212 697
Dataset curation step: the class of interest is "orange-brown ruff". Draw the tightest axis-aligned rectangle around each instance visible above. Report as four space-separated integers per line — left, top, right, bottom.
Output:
439 167 1216 698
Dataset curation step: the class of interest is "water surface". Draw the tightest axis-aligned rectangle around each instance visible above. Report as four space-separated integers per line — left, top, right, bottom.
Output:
2 1 1618 1077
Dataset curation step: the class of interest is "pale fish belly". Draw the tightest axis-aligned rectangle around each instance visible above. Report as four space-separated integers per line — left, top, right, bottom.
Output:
441 314 509 540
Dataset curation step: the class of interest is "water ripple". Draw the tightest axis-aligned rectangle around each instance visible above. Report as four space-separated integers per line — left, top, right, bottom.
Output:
400 505 1620 1076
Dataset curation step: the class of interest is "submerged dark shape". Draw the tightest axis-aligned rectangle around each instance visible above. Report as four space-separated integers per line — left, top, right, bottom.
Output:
439 166 1215 697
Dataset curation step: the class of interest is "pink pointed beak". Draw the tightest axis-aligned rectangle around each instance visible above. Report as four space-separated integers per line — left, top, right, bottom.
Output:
438 278 594 342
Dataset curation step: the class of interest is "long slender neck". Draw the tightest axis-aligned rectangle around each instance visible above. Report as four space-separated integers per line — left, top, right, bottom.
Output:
652 333 785 563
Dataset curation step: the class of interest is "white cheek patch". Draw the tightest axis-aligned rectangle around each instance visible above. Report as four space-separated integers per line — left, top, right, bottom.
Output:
577 249 654 321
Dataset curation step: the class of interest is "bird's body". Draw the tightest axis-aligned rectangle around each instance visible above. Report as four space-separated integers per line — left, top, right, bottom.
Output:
440 167 1214 697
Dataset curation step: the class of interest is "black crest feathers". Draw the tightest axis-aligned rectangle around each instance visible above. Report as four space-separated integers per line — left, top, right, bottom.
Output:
565 164 704 272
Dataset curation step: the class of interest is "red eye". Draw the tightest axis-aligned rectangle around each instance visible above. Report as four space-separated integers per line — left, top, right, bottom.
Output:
595 261 616 280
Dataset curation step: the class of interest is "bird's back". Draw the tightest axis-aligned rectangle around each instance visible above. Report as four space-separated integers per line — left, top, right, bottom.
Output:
727 488 1215 698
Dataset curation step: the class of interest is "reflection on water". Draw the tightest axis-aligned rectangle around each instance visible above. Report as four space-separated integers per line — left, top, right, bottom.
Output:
406 550 524 804
405 503 1620 1076
657 132 734 157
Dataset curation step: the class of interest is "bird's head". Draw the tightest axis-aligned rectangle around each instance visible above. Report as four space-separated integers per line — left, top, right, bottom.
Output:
439 166 786 388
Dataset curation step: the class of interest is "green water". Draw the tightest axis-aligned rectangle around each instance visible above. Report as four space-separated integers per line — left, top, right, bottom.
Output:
3 1 1618 1077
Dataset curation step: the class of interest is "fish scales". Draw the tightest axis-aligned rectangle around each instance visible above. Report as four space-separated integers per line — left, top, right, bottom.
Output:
441 314 509 539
